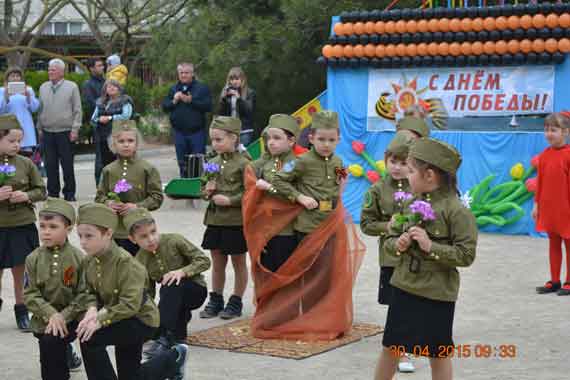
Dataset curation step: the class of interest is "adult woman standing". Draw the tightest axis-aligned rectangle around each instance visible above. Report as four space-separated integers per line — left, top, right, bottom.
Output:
91 79 133 185
218 67 257 146
0 67 40 155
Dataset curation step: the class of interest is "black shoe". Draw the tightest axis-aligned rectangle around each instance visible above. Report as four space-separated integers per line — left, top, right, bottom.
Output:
144 334 174 358
199 292 224 319
67 344 82 371
0 297 3 312
64 195 77 202
14 304 32 332
172 343 189 380
557 282 570 296
536 281 561 294
219 295 243 320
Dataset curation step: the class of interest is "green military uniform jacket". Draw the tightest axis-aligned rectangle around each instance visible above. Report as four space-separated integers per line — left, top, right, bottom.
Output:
82 242 159 328
136 233 211 295
252 150 298 235
271 148 343 233
361 176 410 267
202 151 250 226
95 156 163 238
383 189 478 302
0 154 46 227
24 241 87 334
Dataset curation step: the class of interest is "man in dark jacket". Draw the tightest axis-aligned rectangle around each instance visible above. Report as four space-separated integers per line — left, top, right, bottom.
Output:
162 62 212 177
81 58 105 122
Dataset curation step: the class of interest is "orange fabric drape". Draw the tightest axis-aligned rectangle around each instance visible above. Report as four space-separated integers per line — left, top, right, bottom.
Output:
242 167 366 341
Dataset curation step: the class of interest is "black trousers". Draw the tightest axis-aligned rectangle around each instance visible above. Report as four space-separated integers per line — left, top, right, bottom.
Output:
94 124 115 185
43 131 76 198
159 279 207 340
80 318 178 380
260 235 298 272
33 321 78 380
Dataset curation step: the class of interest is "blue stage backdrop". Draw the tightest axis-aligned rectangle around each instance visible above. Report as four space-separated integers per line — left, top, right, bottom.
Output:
328 58 570 235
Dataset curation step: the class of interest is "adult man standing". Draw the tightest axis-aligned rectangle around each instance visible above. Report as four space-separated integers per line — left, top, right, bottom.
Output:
37 59 82 201
82 57 105 121
162 62 212 177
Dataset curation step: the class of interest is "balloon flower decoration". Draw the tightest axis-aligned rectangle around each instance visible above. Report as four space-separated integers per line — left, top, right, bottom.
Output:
349 140 386 184
467 160 537 227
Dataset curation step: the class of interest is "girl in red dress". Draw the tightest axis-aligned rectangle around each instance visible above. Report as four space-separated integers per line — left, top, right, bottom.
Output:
533 112 570 296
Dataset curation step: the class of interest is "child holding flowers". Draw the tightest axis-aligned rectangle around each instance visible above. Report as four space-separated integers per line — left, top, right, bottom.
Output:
199 116 250 320
0 114 46 331
95 120 163 255
375 138 477 380
533 112 570 295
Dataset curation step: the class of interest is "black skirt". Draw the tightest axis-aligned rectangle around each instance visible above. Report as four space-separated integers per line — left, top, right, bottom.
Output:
201 225 247 255
260 235 298 272
382 287 455 358
378 266 395 305
0 224 40 269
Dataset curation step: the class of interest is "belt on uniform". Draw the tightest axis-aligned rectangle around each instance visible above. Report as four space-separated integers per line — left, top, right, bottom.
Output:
401 253 446 274
318 199 338 211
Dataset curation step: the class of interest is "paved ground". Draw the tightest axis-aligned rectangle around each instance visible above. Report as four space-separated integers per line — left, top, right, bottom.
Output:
0 147 568 380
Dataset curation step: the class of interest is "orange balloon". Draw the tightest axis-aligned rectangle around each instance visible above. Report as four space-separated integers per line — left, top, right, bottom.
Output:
375 21 386 34
417 19 429 33
375 45 386 58
385 21 396 34
495 40 507 55
396 43 407 57
472 17 484 32
560 13 570 28
532 14 546 29
546 14 559 29
406 43 418 57
344 22 354 35
438 42 450 56
428 18 440 32
532 39 545 53
354 22 365 35
343 45 354 57
417 43 428 56
520 15 532 29
508 15 521 30
461 18 473 32
545 38 558 54
333 44 344 57
438 18 450 32
449 42 461 56
472 41 484 55
461 42 472 55
507 40 520 54
333 23 344 36
385 44 396 57
322 44 334 58
365 21 376 35
520 39 532 53
364 44 376 57
428 42 439 56
559 38 570 53
449 18 462 32
407 20 418 34
396 20 407 34
495 16 508 30
353 44 365 57
483 17 496 31
483 41 496 55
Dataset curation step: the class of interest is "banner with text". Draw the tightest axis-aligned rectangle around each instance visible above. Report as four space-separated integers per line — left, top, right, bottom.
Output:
367 66 554 131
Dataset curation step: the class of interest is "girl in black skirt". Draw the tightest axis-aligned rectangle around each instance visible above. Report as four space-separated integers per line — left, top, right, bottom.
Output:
375 138 477 380
0 114 46 330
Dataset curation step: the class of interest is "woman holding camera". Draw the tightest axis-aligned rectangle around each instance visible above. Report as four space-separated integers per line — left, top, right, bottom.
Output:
0 66 40 155
218 67 257 146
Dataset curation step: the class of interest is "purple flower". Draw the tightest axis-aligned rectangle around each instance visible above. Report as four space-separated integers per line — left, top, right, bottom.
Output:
394 191 413 202
409 200 436 222
113 179 132 194
203 162 220 174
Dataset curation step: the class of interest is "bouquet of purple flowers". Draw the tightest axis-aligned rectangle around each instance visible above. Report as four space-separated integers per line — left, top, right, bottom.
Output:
107 179 132 202
392 192 436 231
202 162 221 181
0 165 16 186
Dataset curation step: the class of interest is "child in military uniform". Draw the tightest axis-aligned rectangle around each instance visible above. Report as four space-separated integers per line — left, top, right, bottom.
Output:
375 138 477 380
396 116 430 140
95 120 163 255
123 208 210 350
24 198 84 380
0 114 47 330
200 116 250 320
253 114 302 272
76 203 188 380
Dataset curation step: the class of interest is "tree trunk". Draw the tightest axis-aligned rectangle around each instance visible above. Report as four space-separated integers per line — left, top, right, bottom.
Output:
5 50 25 68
